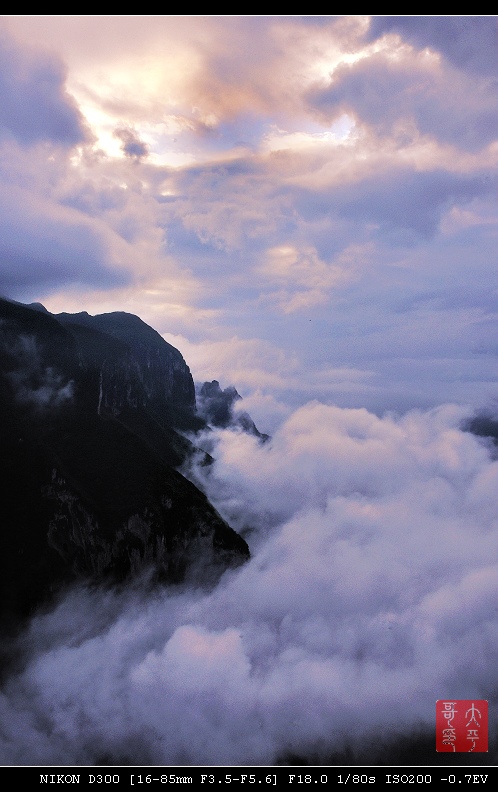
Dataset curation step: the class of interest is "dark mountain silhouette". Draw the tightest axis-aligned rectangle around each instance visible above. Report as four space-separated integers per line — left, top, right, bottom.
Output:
0 298 249 628
197 379 270 442
463 411 498 452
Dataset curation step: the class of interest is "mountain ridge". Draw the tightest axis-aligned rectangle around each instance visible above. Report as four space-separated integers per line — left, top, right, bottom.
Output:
0 297 249 627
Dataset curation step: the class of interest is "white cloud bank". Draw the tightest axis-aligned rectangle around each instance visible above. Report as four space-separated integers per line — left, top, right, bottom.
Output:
1 401 497 764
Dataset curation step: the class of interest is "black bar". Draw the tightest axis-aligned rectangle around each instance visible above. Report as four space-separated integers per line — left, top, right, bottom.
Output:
0 766 496 787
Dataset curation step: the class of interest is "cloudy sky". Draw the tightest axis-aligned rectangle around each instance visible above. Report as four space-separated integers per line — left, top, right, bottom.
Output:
1 17 498 766
1 15 497 423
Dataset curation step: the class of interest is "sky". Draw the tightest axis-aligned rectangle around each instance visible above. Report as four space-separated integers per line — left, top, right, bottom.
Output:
1 16 498 766
0 15 497 424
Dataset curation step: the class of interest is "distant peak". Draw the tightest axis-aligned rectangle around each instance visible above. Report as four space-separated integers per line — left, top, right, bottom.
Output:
26 302 50 314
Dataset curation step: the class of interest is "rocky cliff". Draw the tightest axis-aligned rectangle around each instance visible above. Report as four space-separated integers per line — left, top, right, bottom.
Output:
56 310 196 419
0 298 249 627
197 379 270 441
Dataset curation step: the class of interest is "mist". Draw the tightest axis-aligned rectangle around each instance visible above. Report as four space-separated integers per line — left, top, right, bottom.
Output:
0 399 497 765
6 334 74 409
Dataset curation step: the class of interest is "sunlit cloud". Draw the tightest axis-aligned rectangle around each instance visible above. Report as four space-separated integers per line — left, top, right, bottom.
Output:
0 15 496 410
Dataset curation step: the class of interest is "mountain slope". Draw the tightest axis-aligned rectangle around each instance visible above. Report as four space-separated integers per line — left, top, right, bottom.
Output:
0 298 249 626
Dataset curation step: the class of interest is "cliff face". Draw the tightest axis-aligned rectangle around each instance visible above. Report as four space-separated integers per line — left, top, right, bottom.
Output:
56 310 196 420
0 298 249 626
197 379 270 441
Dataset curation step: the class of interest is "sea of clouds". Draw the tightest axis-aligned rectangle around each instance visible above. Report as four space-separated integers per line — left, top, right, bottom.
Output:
1 401 497 764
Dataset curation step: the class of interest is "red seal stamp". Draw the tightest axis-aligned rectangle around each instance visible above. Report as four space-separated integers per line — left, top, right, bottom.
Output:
436 700 488 752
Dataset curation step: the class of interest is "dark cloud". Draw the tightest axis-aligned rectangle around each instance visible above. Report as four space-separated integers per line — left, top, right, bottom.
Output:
367 16 498 77
0 28 86 147
0 187 130 301
0 246 128 301
114 126 149 159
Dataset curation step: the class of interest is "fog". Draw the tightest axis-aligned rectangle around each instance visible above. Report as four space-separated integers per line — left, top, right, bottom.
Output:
6 334 74 409
1 401 497 764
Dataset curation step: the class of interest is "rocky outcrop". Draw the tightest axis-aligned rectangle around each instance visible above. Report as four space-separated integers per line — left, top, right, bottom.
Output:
197 380 270 441
462 411 498 452
0 298 249 626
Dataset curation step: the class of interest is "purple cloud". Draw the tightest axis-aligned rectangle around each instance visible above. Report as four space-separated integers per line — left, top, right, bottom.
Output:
0 28 86 147
366 16 498 77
